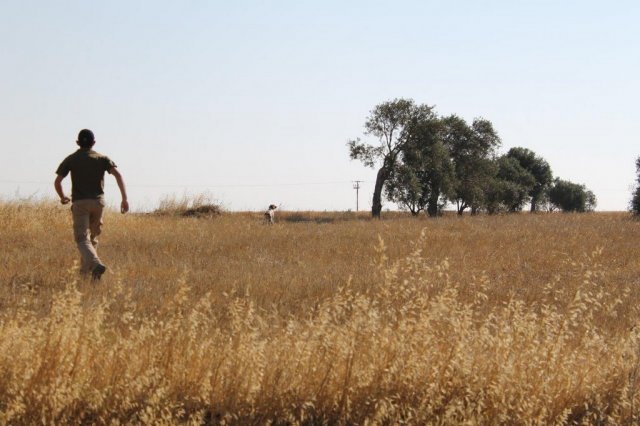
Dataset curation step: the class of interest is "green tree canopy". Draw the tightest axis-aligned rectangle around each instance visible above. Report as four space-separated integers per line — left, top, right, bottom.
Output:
486 155 536 213
348 99 436 218
384 116 454 216
442 115 501 214
505 147 553 212
548 178 597 212
384 163 426 215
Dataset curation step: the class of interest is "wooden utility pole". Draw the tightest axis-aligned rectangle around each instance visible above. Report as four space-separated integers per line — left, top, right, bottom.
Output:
352 180 363 212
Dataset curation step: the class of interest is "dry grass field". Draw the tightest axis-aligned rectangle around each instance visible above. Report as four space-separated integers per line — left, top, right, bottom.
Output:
1 200 640 424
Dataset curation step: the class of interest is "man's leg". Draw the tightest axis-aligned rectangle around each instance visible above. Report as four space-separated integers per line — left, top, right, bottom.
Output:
89 202 104 251
88 200 107 280
72 200 103 276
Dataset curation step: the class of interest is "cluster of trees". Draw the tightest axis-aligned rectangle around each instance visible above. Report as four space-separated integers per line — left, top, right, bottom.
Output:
633 157 640 215
348 99 597 218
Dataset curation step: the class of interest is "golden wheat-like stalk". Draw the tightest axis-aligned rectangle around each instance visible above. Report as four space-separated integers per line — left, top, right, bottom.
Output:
0 201 639 424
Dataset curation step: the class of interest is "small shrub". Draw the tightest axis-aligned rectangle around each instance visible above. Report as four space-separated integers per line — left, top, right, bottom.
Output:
154 193 224 218
182 204 223 218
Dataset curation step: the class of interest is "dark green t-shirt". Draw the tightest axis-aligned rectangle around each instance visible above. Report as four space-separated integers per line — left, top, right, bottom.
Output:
56 148 116 201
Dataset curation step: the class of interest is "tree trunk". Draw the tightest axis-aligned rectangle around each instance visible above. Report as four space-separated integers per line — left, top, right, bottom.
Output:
457 201 466 215
530 198 537 213
371 167 388 219
427 191 440 217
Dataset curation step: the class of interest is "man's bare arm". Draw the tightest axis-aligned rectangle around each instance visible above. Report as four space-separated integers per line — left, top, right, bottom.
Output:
109 167 129 214
54 175 70 204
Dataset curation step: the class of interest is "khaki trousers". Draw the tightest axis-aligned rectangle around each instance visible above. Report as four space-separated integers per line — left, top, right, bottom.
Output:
71 199 105 274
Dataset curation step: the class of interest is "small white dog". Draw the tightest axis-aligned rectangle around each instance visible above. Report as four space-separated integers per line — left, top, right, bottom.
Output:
264 204 277 224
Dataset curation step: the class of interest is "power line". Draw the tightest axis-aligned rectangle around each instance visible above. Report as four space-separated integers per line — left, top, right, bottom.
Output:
0 179 373 189
127 181 358 189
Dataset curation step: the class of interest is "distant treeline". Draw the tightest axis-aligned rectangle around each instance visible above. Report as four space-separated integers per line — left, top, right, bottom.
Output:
633 157 640 215
349 98 600 218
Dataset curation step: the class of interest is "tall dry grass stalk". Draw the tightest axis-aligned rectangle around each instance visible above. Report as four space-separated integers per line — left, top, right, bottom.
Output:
1 201 639 424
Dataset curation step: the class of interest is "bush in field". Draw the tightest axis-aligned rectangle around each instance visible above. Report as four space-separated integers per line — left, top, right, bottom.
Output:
154 193 224 217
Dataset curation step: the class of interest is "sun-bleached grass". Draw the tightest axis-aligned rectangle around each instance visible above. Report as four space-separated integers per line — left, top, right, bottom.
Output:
154 193 224 218
1 201 640 424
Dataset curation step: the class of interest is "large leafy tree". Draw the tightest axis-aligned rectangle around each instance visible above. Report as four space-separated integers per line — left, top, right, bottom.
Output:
384 116 454 216
505 147 553 212
384 163 426 215
348 99 436 218
442 115 501 214
632 157 640 215
548 178 597 212
486 155 536 213
423 139 456 217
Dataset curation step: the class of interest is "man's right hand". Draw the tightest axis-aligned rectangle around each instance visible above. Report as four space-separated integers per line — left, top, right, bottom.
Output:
60 196 71 205
121 200 129 214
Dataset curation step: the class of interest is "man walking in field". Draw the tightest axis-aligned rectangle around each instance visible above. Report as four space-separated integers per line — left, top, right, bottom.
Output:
54 129 129 280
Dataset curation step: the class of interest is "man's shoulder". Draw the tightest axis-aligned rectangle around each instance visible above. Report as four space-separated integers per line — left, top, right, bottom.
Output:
63 149 113 166
89 150 114 161
60 150 81 163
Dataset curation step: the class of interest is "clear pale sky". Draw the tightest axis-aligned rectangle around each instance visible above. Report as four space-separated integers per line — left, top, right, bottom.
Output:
1 1 638 211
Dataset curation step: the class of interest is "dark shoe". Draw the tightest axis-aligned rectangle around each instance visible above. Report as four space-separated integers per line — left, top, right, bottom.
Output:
92 264 107 281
